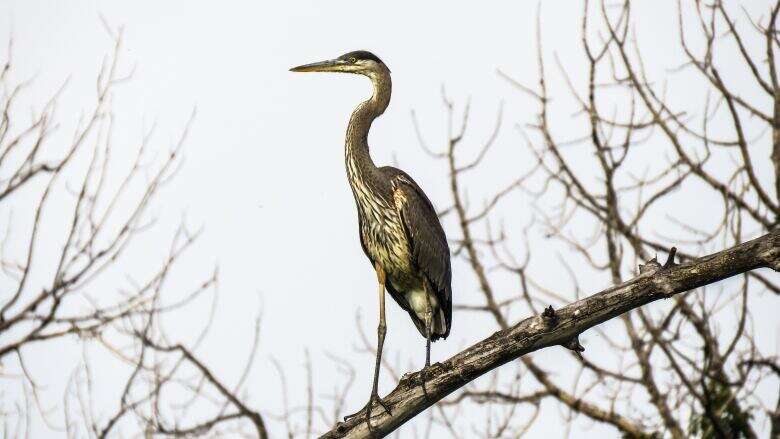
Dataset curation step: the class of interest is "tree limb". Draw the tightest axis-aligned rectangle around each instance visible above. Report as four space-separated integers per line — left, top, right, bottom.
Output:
322 229 780 438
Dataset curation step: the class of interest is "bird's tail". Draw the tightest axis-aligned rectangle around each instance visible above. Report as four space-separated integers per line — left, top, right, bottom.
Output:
410 306 448 342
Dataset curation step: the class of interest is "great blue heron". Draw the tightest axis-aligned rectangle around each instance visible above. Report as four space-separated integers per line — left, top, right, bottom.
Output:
291 51 452 424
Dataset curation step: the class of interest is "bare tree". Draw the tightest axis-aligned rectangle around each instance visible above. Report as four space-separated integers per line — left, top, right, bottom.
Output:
323 0 780 437
0 30 267 438
3 1 779 438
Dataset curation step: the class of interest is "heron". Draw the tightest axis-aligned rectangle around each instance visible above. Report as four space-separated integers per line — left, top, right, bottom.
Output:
290 51 452 424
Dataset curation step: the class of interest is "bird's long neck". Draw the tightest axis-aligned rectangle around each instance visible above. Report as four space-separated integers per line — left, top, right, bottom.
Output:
345 70 391 189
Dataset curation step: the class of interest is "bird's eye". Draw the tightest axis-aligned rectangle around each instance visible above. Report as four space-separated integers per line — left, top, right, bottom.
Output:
349 57 357 63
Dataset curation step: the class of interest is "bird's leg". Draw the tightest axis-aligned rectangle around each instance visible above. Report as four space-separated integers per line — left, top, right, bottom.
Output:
368 264 392 419
421 286 434 397
425 319 432 368
420 316 432 397
345 263 392 428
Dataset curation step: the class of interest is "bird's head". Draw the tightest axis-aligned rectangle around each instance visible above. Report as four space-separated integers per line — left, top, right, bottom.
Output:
290 50 389 77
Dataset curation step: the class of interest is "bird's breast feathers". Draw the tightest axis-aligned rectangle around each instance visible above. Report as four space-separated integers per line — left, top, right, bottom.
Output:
356 196 413 281
347 163 416 284
360 213 410 273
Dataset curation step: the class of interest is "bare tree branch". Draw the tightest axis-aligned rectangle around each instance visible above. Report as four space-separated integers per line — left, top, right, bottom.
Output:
323 230 780 438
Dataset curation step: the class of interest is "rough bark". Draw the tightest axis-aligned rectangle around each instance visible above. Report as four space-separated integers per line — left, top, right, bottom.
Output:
321 229 780 438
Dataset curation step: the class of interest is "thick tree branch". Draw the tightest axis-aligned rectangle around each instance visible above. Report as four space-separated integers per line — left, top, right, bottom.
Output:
322 229 780 438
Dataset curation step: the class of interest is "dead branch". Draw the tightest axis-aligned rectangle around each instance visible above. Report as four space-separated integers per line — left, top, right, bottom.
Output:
322 230 780 438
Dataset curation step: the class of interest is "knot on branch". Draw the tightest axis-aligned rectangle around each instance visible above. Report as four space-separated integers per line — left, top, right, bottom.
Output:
541 305 558 326
651 275 677 298
639 247 677 275
637 248 679 298
563 335 585 353
639 257 662 274
759 246 780 271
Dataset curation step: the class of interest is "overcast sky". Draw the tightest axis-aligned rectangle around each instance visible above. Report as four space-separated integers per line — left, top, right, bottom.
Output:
1 1 777 437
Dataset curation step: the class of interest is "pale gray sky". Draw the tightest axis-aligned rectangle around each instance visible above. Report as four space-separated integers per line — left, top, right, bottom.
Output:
1 1 777 437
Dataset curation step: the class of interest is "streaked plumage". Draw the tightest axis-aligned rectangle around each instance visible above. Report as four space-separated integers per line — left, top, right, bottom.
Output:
291 50 452 425
348 155 452 342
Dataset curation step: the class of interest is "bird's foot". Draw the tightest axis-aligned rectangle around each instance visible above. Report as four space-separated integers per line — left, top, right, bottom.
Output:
344 392 392 429
420 366 430 398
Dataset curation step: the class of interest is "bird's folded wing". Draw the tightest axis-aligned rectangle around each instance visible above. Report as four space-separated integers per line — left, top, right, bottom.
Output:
387 170 452 302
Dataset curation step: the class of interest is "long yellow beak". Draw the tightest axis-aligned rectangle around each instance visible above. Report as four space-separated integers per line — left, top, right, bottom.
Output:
289 59 345 73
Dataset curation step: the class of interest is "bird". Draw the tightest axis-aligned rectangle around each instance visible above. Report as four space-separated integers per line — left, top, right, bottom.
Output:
290 51 452 425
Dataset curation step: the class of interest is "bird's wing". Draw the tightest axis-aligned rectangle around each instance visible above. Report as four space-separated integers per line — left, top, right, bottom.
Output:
382 167 452 336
